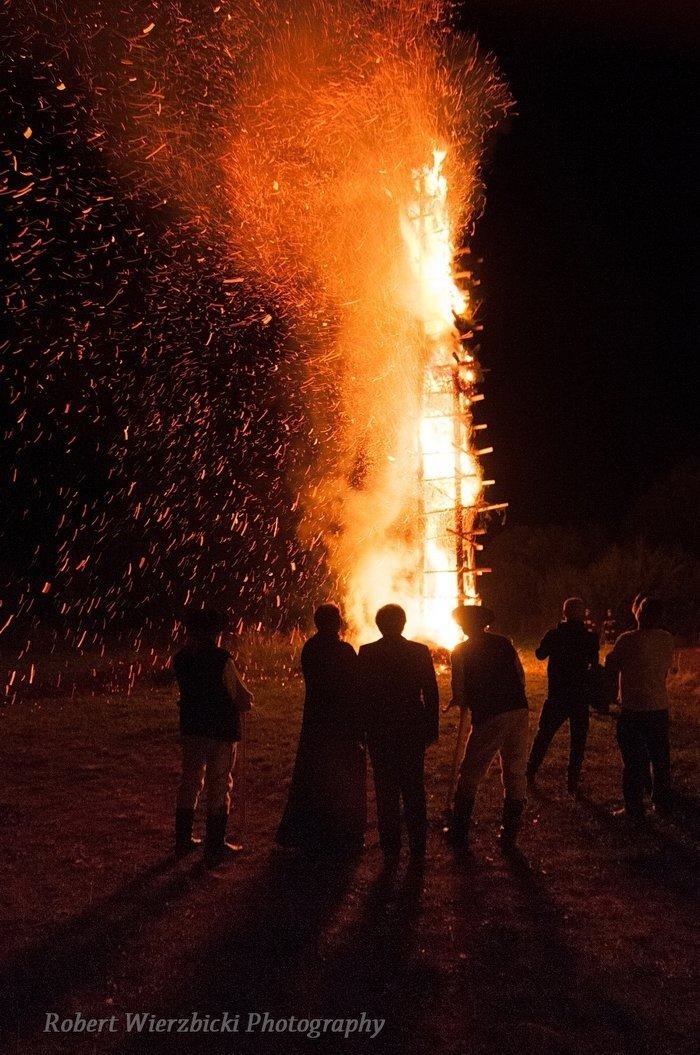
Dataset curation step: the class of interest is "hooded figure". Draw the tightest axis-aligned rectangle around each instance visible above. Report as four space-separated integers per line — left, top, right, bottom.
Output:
277 604 366 854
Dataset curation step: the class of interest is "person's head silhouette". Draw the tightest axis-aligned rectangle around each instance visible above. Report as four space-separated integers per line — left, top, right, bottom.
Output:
183 607 227 644
375 604 406 638
452 605 494 636
562 597 585 623
314 603 342 633
637 597 663 630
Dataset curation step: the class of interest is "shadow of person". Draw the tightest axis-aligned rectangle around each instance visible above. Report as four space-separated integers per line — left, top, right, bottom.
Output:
113 845 360 1054
0 856 192 1043
573 793 698 900
669 790 700 839
491 848 660 1055
304 853 441 1054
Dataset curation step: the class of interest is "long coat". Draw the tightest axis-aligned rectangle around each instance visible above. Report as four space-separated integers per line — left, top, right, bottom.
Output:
276 631 366 851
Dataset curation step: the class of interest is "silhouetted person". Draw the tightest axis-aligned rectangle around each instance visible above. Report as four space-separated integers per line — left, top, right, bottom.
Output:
605 597 676 822
277 604 366 854
527 597 599 795
172 608 253 866
358 605 439 858
447 606 529 852
627 593 653 793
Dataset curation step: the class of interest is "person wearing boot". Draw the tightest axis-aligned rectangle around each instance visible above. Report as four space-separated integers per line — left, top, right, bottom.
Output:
526 597 599 795
172 608 253 866
358 604 439 860
446 606 529 853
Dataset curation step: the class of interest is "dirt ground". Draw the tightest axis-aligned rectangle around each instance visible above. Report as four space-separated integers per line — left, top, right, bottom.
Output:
0 648 697 1055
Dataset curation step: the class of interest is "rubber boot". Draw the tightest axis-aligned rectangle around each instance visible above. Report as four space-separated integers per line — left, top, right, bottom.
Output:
175 808 202 859
445 796 474 850
498 797 525 852
204 810 243 867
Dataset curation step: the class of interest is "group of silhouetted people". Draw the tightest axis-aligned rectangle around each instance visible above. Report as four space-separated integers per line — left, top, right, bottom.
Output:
171 594 677 867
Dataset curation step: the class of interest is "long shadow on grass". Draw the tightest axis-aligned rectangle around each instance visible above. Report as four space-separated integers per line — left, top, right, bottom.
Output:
669 790 700 840
113 848 360 1054
446 849 660 1055
0 856 193 1044
575 795 699 900
308 857 440 1054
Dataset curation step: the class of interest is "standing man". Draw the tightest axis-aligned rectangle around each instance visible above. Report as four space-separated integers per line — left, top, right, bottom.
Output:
358 605 439 859
172 608 253 867
605 597 676 822
526 597 599 795
446 606 529 852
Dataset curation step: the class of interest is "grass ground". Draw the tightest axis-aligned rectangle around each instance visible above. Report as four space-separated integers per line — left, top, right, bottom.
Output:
0 646 697 1055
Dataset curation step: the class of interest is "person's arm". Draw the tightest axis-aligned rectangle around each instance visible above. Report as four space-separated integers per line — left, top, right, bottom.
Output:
513 646 526 689
343 644 363 740
356 646 371 736
450 646 467 710
535 631 553 661
223 657 253 711
421 646 440 745
300 639 313 678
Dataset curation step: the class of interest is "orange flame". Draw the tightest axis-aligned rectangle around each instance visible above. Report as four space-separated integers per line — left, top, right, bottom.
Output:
221 1 511 644
342 147 482 647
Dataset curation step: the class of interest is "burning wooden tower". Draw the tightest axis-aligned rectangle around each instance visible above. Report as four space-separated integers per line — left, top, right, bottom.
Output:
408 152 507 634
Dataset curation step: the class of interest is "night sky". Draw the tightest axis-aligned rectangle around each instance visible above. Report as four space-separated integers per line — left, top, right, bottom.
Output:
461 0 698 525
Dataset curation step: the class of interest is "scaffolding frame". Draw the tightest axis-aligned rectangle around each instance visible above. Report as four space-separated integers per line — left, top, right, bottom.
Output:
413 183 506 616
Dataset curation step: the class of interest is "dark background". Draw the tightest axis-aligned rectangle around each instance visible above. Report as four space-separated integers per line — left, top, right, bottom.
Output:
461 0 698 525
1 1 697 633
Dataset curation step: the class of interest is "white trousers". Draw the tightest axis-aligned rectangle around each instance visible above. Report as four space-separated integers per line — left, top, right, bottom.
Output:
456 709 529 802
177 736 237 813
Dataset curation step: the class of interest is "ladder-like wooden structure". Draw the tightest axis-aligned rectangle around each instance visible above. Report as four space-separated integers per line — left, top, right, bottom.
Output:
413 184 506 616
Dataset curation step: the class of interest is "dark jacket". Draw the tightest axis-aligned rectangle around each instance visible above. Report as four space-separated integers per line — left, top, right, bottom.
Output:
451 632 528 724
172 645 240 742
536 620 599 705
358 636 439 746
300 631 362 740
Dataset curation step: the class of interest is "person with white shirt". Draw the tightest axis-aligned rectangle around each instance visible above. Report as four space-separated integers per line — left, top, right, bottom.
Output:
605 597 676 821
